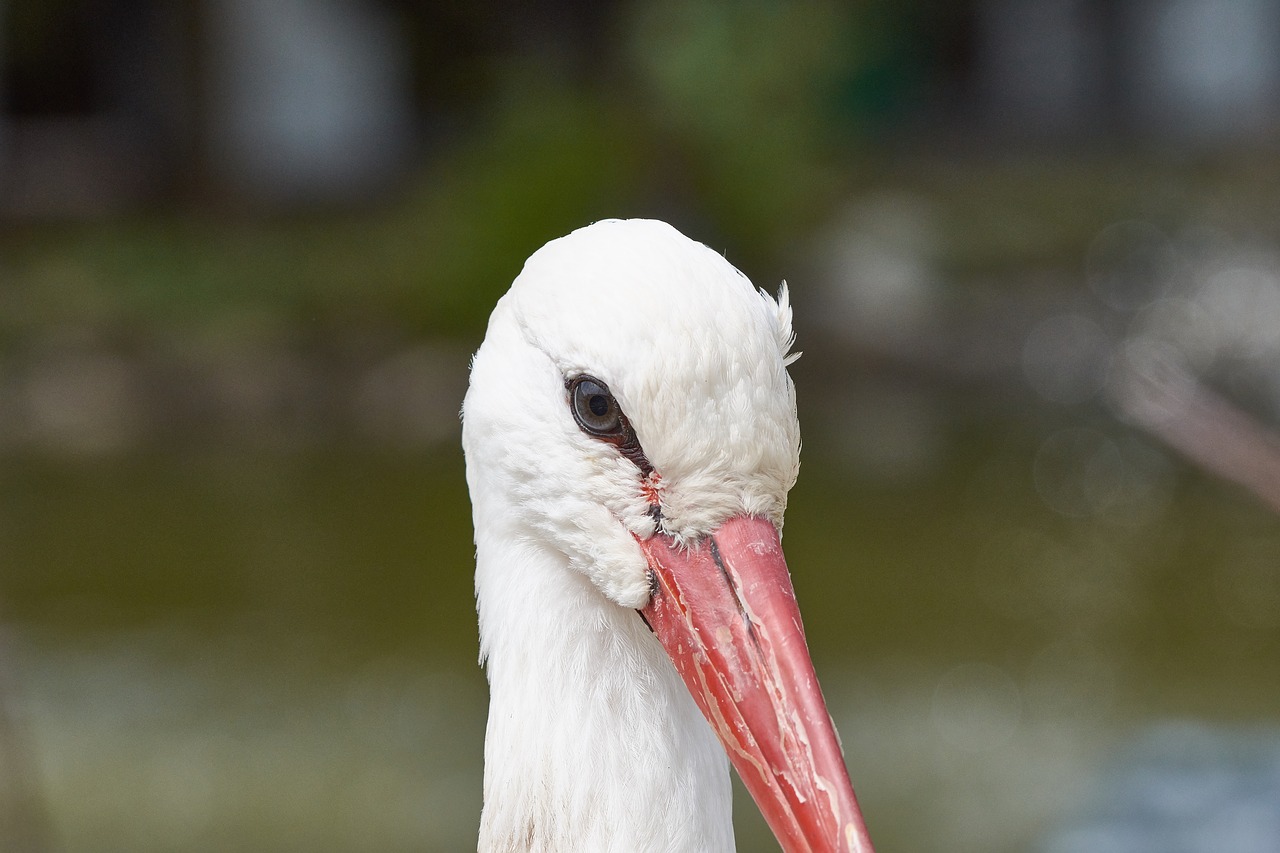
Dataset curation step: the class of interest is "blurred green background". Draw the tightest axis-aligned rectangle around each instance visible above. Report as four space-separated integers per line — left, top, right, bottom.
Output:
2 1 1280 851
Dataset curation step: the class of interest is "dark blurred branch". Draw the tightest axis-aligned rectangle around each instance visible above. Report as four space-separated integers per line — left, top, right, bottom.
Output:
1113 348 1280 517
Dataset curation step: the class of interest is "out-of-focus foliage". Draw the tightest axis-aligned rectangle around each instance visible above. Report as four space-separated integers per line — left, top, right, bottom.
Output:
625 0 860 246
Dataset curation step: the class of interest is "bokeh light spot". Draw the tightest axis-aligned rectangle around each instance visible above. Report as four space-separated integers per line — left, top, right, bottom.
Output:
932 662 1022 752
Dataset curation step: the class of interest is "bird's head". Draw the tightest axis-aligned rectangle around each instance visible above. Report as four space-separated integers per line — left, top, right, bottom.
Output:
463 219 872 852
465 218 799 605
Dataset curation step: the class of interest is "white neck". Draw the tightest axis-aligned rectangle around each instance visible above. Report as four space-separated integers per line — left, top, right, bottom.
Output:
474 504 734 853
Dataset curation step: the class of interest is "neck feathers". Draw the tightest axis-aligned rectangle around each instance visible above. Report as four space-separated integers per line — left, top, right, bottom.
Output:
475 524 733 852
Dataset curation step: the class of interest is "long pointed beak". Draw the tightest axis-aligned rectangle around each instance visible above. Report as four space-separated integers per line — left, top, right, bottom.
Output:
638 515 875 853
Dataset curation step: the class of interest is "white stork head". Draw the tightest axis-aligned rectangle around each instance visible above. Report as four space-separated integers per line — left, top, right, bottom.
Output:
463 219 873 852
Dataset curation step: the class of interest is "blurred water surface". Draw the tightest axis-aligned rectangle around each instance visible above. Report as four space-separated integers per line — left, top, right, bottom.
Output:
0 407 1277 851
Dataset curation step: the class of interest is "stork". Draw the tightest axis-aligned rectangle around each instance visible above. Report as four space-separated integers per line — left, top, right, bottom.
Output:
462 219 874 852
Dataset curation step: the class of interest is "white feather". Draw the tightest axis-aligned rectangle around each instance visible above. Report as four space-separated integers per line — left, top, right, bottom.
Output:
462 218 802 851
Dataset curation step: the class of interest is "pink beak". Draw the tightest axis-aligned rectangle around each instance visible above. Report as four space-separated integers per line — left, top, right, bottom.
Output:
639 515 875 853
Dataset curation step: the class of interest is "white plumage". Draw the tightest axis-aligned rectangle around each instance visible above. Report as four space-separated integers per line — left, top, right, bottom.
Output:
463 219 871 852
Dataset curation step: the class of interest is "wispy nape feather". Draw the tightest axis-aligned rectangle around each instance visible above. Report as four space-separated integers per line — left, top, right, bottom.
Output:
761 282 801 367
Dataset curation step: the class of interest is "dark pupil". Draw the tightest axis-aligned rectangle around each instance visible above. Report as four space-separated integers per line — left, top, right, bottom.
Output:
571 377 622 436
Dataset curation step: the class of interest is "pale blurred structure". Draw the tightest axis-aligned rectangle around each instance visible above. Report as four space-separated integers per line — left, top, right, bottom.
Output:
1044 724 1280 853
6 0 1280 214
0 0 415 213
206 0 413 203
976 0 1280 141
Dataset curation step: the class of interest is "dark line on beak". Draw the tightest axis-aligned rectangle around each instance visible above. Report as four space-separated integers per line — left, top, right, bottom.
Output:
709 536 763 651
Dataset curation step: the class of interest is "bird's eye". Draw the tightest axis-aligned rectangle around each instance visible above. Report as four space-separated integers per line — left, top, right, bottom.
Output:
570 376 624 437
566 374 654 477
